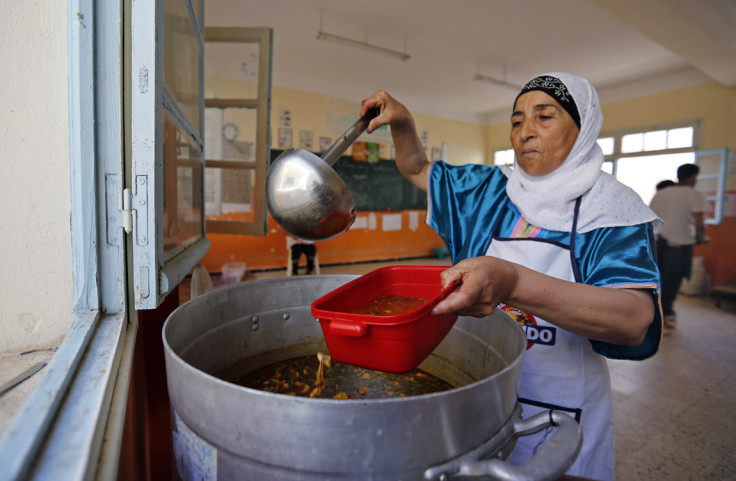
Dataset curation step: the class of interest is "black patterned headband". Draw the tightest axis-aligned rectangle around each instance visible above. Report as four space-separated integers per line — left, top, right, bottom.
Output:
514 75 581 129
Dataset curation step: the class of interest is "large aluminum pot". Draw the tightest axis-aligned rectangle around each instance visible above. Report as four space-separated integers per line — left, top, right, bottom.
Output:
163 275 580 480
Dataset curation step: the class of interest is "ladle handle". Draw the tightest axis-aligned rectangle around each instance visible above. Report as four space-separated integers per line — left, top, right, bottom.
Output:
321 108 380 166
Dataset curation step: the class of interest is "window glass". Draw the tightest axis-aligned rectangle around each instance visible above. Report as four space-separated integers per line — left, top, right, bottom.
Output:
615 153 694 205
601 161 613 174
163 112 203 261
643 130 667 151
205 41 260 99
493 148 514 166
597 137 614 156
621 133 643 153
667 127 694 149
205 107 257 163
205 166 255 218
190 0 202 29
164 0 201 132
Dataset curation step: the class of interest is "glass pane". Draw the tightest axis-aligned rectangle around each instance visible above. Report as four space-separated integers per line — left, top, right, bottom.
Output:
615 153 694 205
643 130 667 151
494 149 514 166
164 0 201 133
621 133 643 153
601 161 613 174
667 127 693 149
493 150 504 165
204 166 255 218
163 113 203 261
190 0 202 29
205 107 257 162
205 41 260 99
597 137 614 156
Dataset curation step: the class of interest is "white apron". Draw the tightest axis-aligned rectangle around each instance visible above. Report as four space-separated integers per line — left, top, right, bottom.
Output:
485 199 615 481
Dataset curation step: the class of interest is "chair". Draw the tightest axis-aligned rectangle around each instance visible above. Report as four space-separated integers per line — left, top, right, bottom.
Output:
286 247 321 276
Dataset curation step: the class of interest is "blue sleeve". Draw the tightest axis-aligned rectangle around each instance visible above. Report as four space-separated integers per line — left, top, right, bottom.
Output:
577 223 663 360
428 161 509 262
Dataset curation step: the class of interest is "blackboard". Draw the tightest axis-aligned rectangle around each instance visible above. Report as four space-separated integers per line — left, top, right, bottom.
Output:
269 150 427 211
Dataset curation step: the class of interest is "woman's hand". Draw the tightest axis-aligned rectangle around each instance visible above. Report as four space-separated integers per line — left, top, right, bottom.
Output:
432 257 520 317
360 90 430 191
360 90 413 134
432 256 654 346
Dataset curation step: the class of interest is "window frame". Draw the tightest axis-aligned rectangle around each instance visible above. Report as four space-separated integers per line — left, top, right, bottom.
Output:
0 1 135 479
694 147 730 225
129 0 209 309
203 27 273 236
600 119 701 161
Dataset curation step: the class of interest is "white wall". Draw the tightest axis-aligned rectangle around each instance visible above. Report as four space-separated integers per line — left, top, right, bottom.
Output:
0 2 70 352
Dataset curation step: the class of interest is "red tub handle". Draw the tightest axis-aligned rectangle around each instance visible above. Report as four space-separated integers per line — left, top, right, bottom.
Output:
325 319 367 337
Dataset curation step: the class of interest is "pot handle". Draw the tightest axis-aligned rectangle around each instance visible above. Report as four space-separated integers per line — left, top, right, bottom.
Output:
424 410 582 481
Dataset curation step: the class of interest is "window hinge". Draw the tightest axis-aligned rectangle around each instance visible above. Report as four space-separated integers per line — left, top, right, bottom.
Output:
122 188 133 234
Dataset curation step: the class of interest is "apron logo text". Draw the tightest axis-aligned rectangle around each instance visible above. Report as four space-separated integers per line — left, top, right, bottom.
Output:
523 324 557 346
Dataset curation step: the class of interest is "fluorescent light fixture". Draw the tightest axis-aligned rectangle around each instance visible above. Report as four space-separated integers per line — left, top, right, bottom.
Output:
316 30 411 61
473 73 521 90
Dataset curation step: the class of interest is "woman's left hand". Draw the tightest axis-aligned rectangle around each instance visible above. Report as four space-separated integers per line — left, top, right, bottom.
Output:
432 257 519 317
432 255 654 346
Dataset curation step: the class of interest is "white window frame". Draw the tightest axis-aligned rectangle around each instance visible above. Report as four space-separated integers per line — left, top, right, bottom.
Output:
600 120 701 161
694 148 730 225
130 0 209 309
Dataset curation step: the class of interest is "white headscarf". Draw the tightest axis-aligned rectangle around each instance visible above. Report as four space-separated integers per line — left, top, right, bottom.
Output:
501 72 662 234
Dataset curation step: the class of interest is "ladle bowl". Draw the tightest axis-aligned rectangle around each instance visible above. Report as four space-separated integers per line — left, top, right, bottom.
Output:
266 109 378 240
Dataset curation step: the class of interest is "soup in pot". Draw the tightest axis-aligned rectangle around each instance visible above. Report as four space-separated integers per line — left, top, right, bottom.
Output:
237 353 453 399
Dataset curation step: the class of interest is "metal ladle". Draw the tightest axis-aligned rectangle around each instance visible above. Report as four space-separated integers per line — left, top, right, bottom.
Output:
265 109 379 240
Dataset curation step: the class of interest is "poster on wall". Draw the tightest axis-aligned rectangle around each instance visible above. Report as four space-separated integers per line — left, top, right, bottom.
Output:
379 144 389 160
352 141 367 161
365 142 380 163
420 130 429 146
300 130 313 150
431 147 441 162
319 136 332 153
279 109 292 127
278 128 292 149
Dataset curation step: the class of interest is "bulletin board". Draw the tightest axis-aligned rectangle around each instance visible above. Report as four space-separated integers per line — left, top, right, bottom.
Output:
268 150 427 211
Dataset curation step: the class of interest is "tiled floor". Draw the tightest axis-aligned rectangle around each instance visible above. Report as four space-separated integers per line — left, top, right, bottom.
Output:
609 294 736 481
3 257 735 480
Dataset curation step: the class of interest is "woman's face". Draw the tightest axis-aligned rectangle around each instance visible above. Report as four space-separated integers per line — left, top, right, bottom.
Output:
510 90 580 176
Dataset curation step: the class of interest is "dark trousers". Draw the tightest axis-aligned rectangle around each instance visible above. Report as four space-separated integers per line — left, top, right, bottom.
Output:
291 244 317 275
656 237 693 317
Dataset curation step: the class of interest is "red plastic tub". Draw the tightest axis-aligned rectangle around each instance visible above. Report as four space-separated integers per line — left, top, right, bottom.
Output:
311 266 460 373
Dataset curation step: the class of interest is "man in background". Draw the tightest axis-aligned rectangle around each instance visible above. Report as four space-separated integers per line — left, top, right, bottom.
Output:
649 163 709 330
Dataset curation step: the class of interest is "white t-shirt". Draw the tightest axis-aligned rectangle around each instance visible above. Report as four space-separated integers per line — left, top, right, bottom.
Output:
286 236 314 249
649 185 708 246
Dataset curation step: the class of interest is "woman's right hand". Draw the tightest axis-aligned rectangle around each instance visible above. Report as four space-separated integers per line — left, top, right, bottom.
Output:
360 90 431 191
360 90 413 135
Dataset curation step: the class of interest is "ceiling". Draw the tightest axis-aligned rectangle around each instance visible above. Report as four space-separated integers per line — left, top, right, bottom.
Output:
205 0 736 125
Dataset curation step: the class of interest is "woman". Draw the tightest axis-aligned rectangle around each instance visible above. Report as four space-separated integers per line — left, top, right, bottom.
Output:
360 73 663 481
